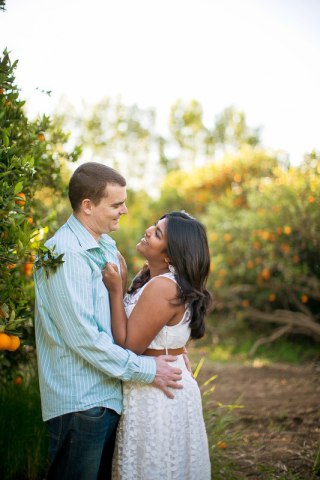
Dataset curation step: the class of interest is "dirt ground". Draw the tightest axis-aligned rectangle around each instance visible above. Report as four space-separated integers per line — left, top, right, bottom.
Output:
203 360 320 479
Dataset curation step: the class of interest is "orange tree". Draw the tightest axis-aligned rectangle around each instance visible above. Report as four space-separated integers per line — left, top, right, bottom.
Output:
156 145 278 217
154 146 320 352
0 49 80 381
204 152 320 352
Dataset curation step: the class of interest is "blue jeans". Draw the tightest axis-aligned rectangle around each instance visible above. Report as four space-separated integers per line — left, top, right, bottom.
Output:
46 407 119 480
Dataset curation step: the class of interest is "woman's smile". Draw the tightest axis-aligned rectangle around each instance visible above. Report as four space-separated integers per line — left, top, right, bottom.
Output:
140 236 148 245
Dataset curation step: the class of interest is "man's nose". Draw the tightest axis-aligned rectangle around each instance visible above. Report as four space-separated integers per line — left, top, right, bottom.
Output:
120 204 128 214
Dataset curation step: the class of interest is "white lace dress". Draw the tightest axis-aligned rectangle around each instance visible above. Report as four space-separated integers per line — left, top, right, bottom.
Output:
112 273 211 480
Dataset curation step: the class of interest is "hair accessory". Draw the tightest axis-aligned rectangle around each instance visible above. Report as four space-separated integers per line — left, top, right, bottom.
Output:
168 264 176 275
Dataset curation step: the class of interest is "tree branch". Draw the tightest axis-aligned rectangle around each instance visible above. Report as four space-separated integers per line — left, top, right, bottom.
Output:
248 324 292 356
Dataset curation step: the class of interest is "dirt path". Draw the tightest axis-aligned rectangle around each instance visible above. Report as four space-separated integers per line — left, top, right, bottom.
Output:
201 361 320 479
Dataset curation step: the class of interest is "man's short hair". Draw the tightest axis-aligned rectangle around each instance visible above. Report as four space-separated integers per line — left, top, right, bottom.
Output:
68 162 126 212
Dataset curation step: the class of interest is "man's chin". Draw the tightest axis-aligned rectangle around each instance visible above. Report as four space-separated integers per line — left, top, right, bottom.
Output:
110 221 120 232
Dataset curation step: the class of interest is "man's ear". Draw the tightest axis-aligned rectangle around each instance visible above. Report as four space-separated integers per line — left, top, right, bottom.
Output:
81 198 92 215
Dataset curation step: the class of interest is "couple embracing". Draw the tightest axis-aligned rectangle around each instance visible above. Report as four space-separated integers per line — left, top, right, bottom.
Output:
34 162 212 479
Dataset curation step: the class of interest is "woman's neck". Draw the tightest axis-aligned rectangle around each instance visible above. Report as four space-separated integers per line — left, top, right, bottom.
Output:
148 264 170 279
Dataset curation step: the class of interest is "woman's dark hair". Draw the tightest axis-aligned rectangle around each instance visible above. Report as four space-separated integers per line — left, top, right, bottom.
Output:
128 211 212 339
68 162 126 212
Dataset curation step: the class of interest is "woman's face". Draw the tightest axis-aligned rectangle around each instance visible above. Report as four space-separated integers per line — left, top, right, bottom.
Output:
136 218 168 261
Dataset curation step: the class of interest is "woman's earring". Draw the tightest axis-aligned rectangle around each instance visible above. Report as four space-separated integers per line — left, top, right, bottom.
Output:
168 264 176 275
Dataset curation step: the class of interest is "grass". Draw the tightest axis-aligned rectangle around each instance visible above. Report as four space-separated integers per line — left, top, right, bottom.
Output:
256 464 303 479
193 356 243 480
0 377 48 480
313 441 320 477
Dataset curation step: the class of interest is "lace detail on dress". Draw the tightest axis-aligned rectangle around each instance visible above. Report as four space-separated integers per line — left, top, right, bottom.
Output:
112 272 211 479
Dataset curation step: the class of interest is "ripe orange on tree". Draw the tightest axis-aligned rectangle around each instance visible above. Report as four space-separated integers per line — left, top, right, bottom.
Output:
15 192 26 206
261 268 271 281
13 375 23 385
23 262 34 277
23 254 35 276
0 333 21 351
0 333 12 350
7 335 21 351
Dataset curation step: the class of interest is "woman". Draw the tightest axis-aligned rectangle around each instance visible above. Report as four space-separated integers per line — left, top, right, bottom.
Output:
103 211 212 480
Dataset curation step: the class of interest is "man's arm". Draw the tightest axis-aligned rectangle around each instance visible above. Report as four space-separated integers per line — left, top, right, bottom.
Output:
35 249 156 384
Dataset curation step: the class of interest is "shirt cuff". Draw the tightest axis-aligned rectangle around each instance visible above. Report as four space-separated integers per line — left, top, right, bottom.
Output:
131 355 156 383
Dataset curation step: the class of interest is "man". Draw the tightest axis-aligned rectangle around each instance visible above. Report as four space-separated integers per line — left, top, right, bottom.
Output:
34 162 183 480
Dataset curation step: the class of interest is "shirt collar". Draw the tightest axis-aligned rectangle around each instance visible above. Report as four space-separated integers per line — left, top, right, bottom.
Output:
67 215 116 251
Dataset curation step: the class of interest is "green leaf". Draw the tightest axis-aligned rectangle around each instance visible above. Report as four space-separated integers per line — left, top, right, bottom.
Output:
14 181 24 194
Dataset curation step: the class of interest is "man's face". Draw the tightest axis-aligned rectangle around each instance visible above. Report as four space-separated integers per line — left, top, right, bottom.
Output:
88 184 128 236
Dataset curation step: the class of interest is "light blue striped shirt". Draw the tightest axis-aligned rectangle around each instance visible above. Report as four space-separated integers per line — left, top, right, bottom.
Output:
34 214 156 421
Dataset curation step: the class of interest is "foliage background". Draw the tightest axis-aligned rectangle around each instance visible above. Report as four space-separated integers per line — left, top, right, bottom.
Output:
1 46 320 381
1 0 320 475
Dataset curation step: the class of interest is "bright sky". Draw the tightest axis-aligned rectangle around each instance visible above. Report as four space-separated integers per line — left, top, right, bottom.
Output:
1 0 320 165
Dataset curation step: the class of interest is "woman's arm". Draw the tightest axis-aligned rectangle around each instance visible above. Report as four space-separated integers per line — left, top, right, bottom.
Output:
102 266 182 354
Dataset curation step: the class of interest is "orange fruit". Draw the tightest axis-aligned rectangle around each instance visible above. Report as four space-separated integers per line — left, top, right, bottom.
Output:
7 335 21 351
23 262 34 277
0 87 4 95
261 268 271 281
38 132 45 142
217 440 228 449
280 243 291 254
13 375 23 385
15 192 26 206
233 174 241 183
0 333 12 350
